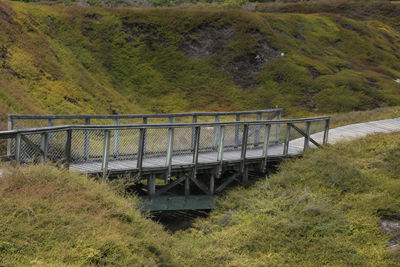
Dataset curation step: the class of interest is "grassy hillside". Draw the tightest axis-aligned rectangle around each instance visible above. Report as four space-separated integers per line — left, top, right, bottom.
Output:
174 132 400 266
1 132 399 266
1 1 400 118
0 165 176 265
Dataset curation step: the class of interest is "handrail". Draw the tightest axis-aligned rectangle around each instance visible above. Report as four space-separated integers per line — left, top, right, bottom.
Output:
2 116 330 183
6 109 284 157
8 109 283 120
0 116 330 137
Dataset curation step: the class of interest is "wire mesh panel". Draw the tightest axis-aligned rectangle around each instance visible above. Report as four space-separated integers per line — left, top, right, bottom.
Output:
85 129 106 161
115 129 140 160
310 120 326 144
172 127 193 164
222 125 244 161
199 126 217 153
246 124 264 158
142 128 168 167
70 130 87 163
19 133 41 163
47 131 67 163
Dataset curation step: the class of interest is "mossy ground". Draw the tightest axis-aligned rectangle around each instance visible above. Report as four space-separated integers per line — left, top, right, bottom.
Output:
173 132 400 266
1 131 399 266
1 1 400 119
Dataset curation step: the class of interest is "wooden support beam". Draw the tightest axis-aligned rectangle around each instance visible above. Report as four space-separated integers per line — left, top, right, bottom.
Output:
21 135 43 156
216 173 239 192
242 166 249 185
101 130 110 179
190 175 210 195
148 174 156 196
210 173 215 195
185 175 190 196
140 196 214 211
155 175 186 196
290 124 320 148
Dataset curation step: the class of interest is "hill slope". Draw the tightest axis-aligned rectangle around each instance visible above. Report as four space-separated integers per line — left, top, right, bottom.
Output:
0 165 176 265
1 1 400 117
174 132 400 265
1 131 399 266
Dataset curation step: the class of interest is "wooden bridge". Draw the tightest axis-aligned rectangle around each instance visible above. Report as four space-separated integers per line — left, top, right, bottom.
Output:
0 109 333 210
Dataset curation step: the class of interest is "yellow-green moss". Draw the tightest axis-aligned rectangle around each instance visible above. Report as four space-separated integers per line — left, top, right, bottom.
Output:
1 2 400 117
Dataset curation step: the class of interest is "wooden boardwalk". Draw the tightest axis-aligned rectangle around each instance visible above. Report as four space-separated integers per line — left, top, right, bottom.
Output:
69 117 400 175
1 112 399 211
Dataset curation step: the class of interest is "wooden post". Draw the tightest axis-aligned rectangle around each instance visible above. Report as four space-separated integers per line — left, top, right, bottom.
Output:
185 175 190 196
142 117 147 154
192 127 200 181
262 124 271 172
240 124 249 174
243 166 249 185
213 115 220 150
7 115 13 157
148 175 156 196
191 115 197 151
235 114 240 148
165 127 174 181
210 173 215 195
283 123 291 156
101 130 111 179
304 121 311 151
65 129 72 168
15 133 21 163
40 132 48 164
113 118 120 158
323 119 330 145
275 111 281 144
48 118 55 146
84 118 90 160
254 112 262 147
216 125 225 178
137 128 145 177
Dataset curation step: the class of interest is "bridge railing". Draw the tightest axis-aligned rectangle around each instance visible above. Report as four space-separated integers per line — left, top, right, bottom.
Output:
0 116 330 180
6 109 283 157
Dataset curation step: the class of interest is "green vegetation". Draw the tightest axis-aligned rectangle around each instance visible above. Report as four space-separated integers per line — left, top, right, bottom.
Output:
0 165 176 265
1 1 400 120
173 132 400 265
1 132 399 266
